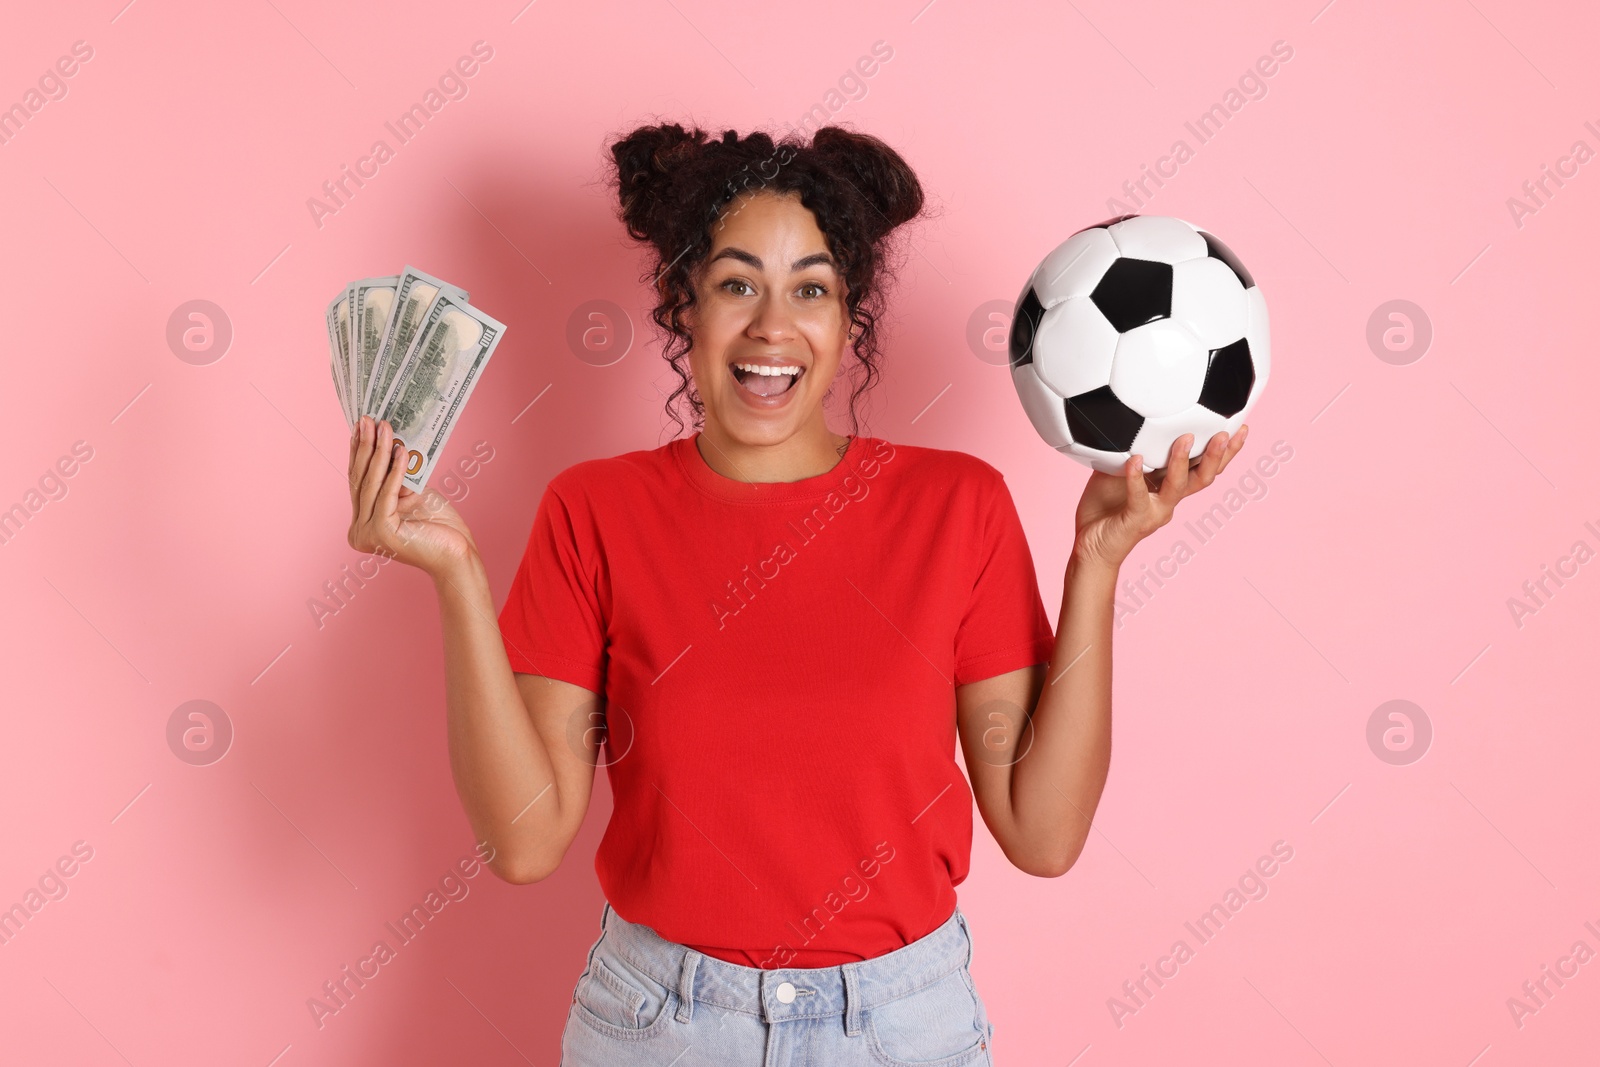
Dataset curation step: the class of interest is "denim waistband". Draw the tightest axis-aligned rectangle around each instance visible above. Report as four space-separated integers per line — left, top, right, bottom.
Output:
594 902 973 1033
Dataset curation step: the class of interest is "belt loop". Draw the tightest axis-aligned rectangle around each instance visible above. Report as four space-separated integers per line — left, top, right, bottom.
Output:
956 908 973 968
842 962 863 1036
676 949 701 1023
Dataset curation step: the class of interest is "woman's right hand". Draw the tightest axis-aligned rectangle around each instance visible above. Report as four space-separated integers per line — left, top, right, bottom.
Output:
347 415 479 580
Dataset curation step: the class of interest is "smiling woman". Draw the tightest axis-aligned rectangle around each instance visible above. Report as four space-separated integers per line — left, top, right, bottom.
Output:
479 123 1030 1066
344 115 1248 1067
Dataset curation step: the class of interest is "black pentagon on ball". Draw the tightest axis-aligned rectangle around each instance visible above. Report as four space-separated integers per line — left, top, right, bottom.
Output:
1065 385 1144 452
1090 258 1173 333
1009 285 1045 368
1071 213 1139 236
1200 231 1254 289
1197 338 1255 417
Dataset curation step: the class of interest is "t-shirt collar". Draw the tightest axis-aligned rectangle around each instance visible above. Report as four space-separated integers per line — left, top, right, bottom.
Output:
674 432 867 504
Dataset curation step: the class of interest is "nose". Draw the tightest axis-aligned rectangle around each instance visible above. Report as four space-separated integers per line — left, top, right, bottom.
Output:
746 292 797 344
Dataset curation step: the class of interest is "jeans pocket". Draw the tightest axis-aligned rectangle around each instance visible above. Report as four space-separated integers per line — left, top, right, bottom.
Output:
866 967 989 1066
572 950 674 1038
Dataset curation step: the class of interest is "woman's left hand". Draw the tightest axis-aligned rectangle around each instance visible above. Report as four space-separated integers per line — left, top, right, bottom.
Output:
1071 425 1249 570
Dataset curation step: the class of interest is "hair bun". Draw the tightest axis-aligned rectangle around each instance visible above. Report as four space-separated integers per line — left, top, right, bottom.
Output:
809 127 925 237
610 123 710 242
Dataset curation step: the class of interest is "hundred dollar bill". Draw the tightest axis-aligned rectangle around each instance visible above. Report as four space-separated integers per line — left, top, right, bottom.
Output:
331 354 348 427
326 288 354 427
350 275 399 414
361 266 467 417
373 289 506 492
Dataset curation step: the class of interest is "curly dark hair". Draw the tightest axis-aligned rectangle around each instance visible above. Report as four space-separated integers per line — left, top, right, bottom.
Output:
603 121 928 439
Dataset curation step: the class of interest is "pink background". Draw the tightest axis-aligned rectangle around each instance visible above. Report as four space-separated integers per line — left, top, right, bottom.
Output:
2 0 1597 1063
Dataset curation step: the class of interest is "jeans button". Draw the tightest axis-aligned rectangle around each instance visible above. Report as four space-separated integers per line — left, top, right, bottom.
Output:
776 981 796 1004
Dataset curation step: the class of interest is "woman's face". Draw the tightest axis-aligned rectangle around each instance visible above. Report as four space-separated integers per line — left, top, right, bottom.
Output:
684 189 850 446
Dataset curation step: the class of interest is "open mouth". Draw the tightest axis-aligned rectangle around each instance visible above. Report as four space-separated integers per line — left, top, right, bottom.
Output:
730 362 804 398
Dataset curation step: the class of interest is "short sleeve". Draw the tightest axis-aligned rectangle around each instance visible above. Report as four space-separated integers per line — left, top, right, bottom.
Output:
952 474 1057 686
496 480 608 693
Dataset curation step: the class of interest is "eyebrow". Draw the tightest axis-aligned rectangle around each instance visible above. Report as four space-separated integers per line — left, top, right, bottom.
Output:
707 247 837 272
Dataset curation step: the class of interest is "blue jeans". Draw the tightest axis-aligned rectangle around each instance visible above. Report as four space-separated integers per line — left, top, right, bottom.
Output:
559 901 997 1066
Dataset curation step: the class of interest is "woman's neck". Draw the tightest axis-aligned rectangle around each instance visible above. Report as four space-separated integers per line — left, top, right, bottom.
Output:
694 425 852 484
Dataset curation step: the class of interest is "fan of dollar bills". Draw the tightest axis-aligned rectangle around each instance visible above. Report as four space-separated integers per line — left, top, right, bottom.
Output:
326 266 506 492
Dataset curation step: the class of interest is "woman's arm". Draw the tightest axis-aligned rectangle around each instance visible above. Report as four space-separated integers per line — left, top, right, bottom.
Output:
348 415 600 883
957 556 1115 878
958 427 1248 877
433 555 602 883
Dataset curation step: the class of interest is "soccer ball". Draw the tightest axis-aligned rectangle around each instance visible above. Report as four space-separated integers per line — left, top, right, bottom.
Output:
1008 214 1269 475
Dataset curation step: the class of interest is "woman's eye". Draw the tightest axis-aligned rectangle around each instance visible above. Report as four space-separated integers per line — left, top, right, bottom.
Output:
721 279 753 296
799 283 828 299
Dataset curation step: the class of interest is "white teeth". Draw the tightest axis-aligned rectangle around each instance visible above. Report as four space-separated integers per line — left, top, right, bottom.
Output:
732 363 802 377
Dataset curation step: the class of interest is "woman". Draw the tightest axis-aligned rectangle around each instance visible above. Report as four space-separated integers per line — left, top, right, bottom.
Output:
346 123 1246 1065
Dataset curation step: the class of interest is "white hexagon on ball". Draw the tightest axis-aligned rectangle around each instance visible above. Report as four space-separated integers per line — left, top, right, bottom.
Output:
1031 296 1118 400
1010 362 1072 450
1106 215 1208 264
1033 228 1120 307
1110 319 1207 419
1170 257 1248 349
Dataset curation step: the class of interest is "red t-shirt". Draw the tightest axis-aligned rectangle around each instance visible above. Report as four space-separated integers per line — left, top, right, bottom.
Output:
497 433 1056 968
